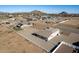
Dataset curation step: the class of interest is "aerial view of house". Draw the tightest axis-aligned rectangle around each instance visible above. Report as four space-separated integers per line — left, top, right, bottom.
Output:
0 5 79 53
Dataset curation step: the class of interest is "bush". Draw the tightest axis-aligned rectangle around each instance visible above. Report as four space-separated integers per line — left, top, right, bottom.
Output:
13 27 22 31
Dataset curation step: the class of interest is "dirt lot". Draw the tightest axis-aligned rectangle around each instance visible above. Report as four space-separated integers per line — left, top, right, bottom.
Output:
0 24 46 53
61 20 79 28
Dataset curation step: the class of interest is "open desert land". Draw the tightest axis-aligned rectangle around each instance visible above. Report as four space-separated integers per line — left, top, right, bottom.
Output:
0 24 46 53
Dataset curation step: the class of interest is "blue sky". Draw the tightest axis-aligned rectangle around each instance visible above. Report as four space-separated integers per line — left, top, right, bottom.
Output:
0 5 79 14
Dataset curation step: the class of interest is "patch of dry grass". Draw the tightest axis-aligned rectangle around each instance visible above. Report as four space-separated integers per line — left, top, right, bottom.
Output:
0 25 46 53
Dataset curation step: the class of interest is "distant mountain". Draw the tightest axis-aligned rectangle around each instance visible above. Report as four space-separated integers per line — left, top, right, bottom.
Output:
0 11 79 17
0 11 9 15
31 10 47 15
59 11 68 14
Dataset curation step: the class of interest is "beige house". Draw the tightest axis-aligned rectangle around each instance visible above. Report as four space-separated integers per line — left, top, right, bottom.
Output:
32 28 60 41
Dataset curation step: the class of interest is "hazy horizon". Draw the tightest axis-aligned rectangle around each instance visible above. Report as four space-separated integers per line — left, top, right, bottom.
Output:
0 5 79 14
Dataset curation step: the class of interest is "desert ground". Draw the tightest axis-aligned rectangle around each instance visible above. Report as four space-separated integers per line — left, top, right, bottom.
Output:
0 24 46 53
